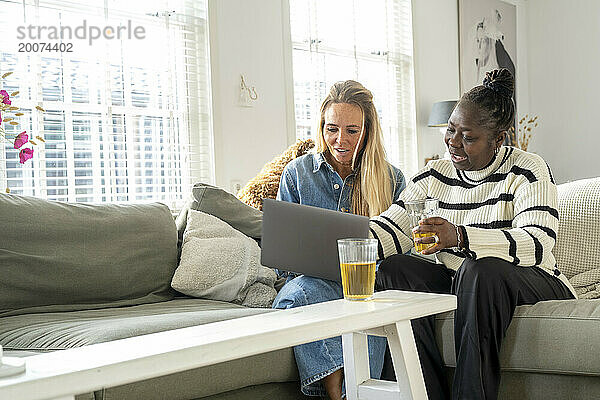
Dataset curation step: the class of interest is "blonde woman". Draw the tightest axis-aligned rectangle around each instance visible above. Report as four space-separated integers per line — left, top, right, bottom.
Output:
272 80 405 399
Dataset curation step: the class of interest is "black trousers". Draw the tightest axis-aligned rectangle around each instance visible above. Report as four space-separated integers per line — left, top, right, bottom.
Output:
374 255 574 400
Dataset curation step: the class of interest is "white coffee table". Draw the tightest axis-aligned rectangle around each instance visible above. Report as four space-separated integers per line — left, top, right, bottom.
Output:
0 290 456 400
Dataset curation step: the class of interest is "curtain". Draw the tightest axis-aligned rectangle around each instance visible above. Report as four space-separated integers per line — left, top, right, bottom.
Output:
289 0 418 176
0 0 212 209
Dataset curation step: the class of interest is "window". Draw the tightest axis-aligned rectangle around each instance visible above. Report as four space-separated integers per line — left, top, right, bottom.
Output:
289 0 418 176
0 0 212 209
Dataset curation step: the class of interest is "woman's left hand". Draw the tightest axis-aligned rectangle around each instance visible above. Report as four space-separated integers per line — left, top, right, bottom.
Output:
412 217 458 255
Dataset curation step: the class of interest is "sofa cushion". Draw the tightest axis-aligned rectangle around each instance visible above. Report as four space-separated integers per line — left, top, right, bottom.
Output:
435 299 600 375
569 268 600 299
173 210 276 307
554 177 600 279
0 298 272 351
554 177 600 298
176 183 262 243
95 356 302 400
0 194 178 317
0 298 300 400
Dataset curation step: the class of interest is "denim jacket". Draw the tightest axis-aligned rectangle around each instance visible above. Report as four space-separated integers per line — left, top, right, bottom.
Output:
276 152 406 212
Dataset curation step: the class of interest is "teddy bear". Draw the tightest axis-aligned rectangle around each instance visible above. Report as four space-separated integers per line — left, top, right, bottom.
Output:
237 138 315 210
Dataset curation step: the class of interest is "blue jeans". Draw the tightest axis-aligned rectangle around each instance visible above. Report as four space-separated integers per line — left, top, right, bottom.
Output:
272 275 386 397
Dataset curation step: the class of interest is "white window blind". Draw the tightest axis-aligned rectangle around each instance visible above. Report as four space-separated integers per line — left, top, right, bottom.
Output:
0 0 212 209
289 0 418 176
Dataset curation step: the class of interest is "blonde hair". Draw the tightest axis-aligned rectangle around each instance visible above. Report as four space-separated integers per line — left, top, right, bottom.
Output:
315 80 396 217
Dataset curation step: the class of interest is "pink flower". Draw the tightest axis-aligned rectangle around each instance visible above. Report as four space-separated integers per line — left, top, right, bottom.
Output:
19 148 34 164
14 131 28 149
0 90 11 105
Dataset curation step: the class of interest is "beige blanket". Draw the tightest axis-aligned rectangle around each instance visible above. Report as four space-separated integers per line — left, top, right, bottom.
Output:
570 268 600 299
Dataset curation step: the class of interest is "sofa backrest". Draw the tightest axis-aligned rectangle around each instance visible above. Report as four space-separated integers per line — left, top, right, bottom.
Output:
0 194 178 317
554 177 600 281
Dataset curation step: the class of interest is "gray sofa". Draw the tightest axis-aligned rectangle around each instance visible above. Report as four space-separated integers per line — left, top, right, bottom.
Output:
435 177 600 399
0 188 306 400
1 179 599 399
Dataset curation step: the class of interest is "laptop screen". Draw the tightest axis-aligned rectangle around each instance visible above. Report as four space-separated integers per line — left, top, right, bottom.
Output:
261 199 370 282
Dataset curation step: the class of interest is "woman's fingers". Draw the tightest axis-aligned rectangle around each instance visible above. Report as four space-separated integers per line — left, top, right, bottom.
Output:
419 216 446 225
420 242 441 255
412 217 457 253
413 234 438 245
412 223 436 234
412 230 442 255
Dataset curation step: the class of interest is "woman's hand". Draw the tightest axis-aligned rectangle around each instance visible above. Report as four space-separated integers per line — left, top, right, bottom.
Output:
412 217 458 255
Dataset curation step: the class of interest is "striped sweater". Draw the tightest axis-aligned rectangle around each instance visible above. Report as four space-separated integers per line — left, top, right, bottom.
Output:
369 146 576 297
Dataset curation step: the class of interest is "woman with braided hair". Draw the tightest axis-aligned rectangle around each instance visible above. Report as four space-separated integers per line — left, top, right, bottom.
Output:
371 68 576 399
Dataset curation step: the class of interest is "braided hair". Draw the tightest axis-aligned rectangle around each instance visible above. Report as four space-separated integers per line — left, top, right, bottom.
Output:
458 68 515 139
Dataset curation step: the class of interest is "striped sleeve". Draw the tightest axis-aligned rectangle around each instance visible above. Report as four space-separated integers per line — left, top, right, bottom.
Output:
462 177 559 267
369 168 429 260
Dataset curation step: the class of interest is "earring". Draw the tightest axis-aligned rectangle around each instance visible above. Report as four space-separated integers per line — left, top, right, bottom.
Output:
494 146 500 156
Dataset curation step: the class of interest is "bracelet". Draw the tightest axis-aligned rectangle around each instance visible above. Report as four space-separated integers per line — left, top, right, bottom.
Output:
455 224 463 250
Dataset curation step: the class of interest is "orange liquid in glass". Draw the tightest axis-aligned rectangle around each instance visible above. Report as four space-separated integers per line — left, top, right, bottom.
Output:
340 262 376 301
413 232 436 253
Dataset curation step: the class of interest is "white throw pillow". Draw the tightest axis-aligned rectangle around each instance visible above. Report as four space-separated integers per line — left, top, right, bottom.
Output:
554 177 600 298
172 209 276 307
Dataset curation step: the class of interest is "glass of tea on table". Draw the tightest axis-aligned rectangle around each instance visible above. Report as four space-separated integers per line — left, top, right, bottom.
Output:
337 238 378 301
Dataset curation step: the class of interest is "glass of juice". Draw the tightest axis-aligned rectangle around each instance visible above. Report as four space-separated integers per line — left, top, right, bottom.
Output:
405 199 439 253
337 238 378 301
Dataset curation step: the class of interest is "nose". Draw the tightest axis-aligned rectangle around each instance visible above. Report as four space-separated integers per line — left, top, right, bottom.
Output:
336 130 348 144
447 131 461 148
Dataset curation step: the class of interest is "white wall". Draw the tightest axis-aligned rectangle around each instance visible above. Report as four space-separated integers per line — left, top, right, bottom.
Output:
525 0 600 183
411 0 460 168
208 0 598 188
411 0 531 169
208 0 463 186
412 0 600 184
208 0 295 192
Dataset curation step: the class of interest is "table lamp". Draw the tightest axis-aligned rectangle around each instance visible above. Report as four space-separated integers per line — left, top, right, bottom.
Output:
427 100 457 127
426 100 457 165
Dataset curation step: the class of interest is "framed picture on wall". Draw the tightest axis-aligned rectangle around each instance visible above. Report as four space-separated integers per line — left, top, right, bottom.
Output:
458 0 517 97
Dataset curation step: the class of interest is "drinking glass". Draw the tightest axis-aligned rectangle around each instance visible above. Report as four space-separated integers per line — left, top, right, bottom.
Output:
405 199 439 253
337 238 378 301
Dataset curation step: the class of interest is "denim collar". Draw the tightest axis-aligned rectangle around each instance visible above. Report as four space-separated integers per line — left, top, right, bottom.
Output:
312 152 357 183
312 152 336 173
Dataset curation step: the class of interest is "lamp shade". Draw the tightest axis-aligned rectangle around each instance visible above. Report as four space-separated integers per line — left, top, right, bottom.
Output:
427 100 457 127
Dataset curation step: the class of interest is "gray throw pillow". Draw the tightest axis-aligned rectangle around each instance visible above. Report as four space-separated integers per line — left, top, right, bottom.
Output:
172 210 276 308
0 194 178 317
176 183 263 255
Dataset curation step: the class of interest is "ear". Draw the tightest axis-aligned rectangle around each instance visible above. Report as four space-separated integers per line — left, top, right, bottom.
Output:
497 130 507 147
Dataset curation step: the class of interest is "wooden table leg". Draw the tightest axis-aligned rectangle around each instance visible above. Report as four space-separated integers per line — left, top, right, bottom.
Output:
386 320 428 399
343 321 428 400
342 332 370 400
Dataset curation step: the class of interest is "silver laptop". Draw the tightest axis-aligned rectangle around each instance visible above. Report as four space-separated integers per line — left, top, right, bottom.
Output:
261 198 370 282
